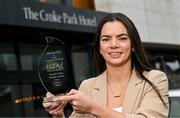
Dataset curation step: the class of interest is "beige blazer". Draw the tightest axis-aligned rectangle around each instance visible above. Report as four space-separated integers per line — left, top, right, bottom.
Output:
70 69 169 118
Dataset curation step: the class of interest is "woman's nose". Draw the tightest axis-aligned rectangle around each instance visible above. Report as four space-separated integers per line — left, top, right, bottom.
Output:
110 38 119 48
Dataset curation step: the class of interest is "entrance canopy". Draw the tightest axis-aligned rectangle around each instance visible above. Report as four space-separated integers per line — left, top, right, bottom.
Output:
0 0 106 33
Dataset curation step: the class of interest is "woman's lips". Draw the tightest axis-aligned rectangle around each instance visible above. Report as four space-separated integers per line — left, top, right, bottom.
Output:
109 52 122 58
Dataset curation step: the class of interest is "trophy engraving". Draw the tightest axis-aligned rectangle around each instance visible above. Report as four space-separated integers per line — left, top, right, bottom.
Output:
38 36 73 103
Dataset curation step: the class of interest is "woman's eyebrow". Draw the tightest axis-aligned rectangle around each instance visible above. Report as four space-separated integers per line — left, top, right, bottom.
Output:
100 33 129 38
117 33 129 37
100 35 111 38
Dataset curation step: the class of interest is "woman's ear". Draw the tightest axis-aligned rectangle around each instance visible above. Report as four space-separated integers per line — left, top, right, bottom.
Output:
132 48 135 52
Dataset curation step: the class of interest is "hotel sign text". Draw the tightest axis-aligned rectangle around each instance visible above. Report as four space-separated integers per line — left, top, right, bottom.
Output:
22 7 97 27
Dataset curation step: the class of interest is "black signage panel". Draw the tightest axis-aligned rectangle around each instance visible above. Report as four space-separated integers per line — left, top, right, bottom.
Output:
0 0 106 33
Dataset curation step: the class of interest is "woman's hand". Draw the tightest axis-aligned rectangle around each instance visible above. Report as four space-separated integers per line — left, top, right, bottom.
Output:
56 89 93 113
53 89 125 117
42 92 66 117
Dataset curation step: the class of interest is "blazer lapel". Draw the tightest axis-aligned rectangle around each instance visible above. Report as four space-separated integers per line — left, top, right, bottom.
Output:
122 69 143 113
92 71 107 106
91 69 143 111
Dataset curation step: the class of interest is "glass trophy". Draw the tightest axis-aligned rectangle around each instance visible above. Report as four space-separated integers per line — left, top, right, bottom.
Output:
38 36 72 105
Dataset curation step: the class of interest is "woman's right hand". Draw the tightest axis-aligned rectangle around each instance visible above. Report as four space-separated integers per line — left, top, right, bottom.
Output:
42 92 65 117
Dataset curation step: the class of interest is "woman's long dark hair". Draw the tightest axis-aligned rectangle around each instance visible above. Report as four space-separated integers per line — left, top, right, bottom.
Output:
94 13 167 107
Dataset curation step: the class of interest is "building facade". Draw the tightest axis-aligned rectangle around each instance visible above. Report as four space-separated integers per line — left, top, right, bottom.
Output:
95 0 180 45
0 0 105 117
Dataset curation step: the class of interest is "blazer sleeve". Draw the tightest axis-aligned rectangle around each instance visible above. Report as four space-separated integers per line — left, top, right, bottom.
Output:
125 70 169 118
70 79 95 118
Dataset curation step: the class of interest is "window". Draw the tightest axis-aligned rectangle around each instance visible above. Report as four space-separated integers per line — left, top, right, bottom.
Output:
72 45 94 88
37 0 72 6
0 43 17 70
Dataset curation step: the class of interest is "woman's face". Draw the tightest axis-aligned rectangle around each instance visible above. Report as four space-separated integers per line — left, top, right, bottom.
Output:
99 21 132 67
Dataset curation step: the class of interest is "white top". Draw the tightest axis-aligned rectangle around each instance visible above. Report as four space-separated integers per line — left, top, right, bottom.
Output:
113 107 123 112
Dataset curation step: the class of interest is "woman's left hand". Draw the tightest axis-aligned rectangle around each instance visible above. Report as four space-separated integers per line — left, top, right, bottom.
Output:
56 89 93 113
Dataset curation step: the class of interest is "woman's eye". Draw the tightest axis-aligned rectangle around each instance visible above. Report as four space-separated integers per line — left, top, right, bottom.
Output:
119 37 128 40
101 38 109 41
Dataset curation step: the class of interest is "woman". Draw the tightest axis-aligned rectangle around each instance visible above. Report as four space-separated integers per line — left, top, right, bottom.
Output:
43 13 169 118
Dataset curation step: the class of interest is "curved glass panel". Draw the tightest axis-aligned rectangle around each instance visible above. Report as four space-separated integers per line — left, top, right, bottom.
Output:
38 36 72 103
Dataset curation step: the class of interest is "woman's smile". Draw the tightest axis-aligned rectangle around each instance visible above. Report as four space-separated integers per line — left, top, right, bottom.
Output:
108 52 123 58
